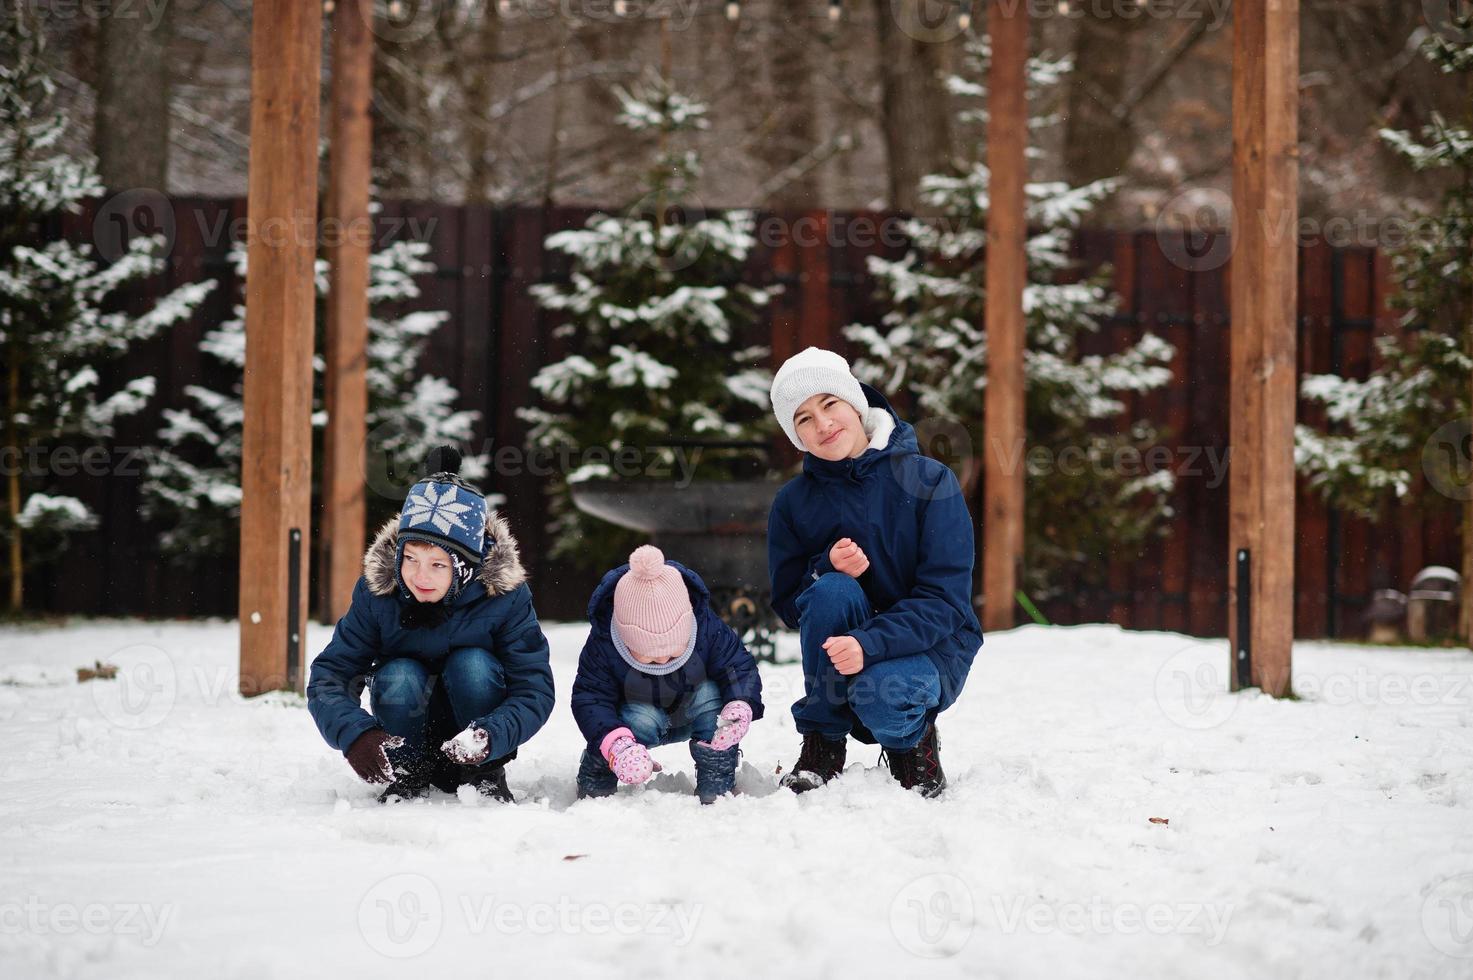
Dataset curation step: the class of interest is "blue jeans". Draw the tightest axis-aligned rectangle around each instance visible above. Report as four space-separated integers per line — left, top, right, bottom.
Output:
793 573 941 749
371 647 508 784
576 680 723 794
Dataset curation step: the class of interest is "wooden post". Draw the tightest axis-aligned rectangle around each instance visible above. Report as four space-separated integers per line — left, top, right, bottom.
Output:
1229 0 1297 696
319 0 374 625
982 0 1027 632
238 0 322 695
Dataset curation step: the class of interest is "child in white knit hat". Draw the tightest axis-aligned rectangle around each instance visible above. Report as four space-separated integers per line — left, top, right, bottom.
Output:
767 347 983 797
570 544 765 804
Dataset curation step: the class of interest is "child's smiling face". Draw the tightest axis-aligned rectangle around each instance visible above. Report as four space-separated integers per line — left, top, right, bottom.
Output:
401 540 454 603
793 392 867 461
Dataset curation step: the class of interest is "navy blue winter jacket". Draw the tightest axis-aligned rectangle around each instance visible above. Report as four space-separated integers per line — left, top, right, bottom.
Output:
570 560 765 754
767 383 983 711
307 514 555 762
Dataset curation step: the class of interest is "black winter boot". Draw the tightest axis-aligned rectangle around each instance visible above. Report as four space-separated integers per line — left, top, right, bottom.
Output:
464 756 515 803
779 732 847 794
881 723 947 798
378 754 434 804
690 740 739 804
575 748 618 800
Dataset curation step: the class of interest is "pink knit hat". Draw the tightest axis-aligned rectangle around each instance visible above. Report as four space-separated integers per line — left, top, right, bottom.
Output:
612 545 695 664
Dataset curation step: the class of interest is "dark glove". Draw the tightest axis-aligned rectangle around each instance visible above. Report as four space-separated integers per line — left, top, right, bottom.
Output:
345 728 405 784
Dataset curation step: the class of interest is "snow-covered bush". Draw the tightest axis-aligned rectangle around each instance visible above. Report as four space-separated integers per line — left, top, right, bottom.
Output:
519 71 778 568
0 16 213 610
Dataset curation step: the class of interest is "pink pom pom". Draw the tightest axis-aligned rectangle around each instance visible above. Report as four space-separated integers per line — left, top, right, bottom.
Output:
628 544 667 581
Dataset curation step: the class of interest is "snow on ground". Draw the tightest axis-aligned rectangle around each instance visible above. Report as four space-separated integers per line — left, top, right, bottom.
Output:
2 618 1472 979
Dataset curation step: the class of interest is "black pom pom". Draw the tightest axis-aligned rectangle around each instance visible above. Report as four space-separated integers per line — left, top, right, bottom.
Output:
423 444 463 477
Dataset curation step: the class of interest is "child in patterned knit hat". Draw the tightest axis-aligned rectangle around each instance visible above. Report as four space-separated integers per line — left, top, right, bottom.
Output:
571 545 764 804
307 446 554 805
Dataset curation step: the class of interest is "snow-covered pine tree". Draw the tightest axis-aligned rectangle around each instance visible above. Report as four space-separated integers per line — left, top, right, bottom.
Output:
142 235 486 558
0 15 214 611
1295 14 1473 637
844 38 1176 603
519 70 777 568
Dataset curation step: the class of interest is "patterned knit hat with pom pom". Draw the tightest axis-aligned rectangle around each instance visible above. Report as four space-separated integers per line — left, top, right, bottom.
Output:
395 445 488 605
611 545 696 672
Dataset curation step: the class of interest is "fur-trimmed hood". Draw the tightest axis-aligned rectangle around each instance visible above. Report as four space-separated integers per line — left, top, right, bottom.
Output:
363 512 527 600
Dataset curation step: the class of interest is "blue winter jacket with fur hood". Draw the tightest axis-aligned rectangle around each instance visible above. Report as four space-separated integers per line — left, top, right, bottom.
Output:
307 513 554 762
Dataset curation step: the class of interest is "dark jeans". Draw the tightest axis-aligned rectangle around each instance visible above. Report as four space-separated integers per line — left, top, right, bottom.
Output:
371 647 509 786
793 573 940 749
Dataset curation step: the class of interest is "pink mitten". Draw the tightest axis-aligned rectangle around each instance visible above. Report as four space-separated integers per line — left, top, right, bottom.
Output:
700 700 752 751
601 727 656 785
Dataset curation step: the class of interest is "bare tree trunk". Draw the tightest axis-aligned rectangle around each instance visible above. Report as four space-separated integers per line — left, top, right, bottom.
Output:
1061 7 1145 188
762 1 821 208
93 0 171 189
6 352 21 614
458 9 502 204
872 0 953 211
573 26 627 201
542 21 568 208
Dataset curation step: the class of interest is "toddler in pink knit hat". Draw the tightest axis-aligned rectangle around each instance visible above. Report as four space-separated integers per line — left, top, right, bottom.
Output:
570 544 765 804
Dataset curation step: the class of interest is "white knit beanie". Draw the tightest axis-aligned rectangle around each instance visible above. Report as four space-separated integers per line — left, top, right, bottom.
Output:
769 347 869 451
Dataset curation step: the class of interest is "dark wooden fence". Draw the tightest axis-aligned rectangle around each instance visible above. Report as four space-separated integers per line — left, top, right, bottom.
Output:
26 197 1456 636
